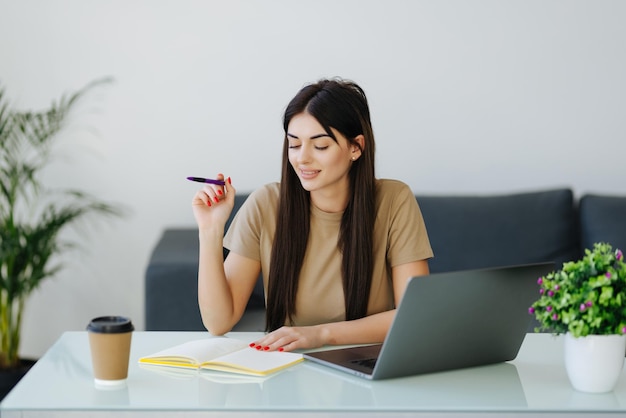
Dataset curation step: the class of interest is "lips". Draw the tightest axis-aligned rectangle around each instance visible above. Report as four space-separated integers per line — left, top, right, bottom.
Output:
299 169 320 180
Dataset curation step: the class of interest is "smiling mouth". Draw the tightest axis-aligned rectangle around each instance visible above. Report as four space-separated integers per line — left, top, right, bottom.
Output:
299 169 320 179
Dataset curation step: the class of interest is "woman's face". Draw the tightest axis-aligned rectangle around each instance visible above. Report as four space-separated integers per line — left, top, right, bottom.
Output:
286 112 361 199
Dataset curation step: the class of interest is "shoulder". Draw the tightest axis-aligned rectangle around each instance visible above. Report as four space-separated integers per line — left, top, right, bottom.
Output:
248 182 280 202
227 183 280 233
375 179 415 202
236 183 281 219
374 179 421 218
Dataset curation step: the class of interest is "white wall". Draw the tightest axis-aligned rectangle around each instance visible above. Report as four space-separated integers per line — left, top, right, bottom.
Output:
1 0 625 359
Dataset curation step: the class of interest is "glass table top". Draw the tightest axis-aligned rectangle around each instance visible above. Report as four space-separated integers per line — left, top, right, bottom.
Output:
1 331 625 416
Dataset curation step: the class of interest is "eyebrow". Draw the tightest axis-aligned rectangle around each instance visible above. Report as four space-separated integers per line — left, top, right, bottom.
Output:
286 133 331 140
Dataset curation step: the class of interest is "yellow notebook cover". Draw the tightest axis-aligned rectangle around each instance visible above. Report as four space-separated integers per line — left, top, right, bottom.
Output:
138 337 303 376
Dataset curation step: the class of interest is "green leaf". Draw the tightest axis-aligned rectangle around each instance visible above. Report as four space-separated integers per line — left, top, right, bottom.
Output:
532 242 626 338
0 77 123 368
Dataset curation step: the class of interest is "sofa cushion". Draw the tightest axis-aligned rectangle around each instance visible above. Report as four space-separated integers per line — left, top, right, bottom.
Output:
579 194 626 254
417 189 580 273
145 229 205 331
145 194 265 331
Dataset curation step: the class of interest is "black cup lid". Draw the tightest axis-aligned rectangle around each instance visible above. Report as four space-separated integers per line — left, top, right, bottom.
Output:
86 316 134 334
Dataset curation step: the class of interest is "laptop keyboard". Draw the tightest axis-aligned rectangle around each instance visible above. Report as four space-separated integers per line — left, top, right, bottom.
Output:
350 358 377 370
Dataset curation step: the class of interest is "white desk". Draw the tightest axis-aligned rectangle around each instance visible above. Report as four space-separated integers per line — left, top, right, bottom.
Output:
1 332 625 417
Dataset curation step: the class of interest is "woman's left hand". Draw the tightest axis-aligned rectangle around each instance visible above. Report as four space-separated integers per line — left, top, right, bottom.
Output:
249 325 327 352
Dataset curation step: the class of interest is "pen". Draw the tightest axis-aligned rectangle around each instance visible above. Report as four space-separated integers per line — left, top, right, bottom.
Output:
186 177 226 186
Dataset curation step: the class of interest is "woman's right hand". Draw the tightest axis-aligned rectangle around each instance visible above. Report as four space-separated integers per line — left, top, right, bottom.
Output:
191 173 236 230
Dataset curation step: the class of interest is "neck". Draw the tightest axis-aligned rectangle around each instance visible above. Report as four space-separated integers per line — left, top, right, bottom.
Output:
310 187 350 213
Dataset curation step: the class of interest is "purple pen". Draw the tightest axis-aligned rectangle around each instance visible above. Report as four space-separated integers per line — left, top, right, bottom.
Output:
186 177 226 186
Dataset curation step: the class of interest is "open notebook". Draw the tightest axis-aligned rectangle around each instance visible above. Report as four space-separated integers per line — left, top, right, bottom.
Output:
139 337 303 377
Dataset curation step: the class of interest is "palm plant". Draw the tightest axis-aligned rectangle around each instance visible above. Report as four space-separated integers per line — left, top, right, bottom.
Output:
0 79 122 369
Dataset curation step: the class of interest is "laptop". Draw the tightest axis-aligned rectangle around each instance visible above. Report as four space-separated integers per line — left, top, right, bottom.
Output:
304 262 554 380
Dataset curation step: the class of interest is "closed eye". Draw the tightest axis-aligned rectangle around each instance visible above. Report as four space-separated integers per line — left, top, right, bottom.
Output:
288 145 328 150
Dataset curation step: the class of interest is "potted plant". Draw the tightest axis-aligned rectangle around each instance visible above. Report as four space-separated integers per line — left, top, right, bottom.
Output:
529 242 626 393
0 79 122 395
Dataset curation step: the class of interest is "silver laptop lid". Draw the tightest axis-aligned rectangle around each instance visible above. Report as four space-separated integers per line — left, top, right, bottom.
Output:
305 262 554 380
372 262 554 379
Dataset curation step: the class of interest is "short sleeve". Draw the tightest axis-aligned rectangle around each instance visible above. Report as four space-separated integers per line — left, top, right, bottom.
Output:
223 183 280 262
376 180 433 267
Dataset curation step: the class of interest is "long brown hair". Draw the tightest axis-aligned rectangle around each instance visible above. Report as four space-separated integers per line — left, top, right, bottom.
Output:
266 79 377 331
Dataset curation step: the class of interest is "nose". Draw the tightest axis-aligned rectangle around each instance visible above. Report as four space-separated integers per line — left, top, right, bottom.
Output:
296 143 313 164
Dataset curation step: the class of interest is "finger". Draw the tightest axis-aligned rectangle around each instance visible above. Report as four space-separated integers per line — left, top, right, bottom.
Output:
265 332 302 352
192 190 212 207
268 335 300 352
224 175 236 198
276 340 298 352
200 187 220 205
206 173 233 204
250 329 289 351
214 173 225 198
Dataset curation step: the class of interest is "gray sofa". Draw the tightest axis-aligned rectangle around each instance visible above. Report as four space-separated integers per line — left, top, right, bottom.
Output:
145 188 626 332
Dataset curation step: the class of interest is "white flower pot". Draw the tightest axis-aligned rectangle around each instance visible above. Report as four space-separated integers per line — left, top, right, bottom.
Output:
564 333 626 393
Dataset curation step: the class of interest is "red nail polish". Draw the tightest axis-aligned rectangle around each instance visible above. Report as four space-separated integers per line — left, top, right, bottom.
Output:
255 345 262 350
217 190 223 196
249 343 255 348
227 177 232 185
213 196 219 203
278 347 284 352
206 200 212 207
263 346 270 351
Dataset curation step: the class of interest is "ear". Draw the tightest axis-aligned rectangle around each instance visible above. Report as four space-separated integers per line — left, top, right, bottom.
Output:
351 134 365 160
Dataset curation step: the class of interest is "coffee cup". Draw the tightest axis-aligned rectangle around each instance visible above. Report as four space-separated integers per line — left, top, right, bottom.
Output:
87 316 134 387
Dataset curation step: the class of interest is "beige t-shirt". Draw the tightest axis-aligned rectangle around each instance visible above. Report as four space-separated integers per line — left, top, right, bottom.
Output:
223 179 433 326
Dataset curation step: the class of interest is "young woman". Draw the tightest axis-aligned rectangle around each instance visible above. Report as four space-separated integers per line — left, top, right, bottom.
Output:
192 79 432 352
